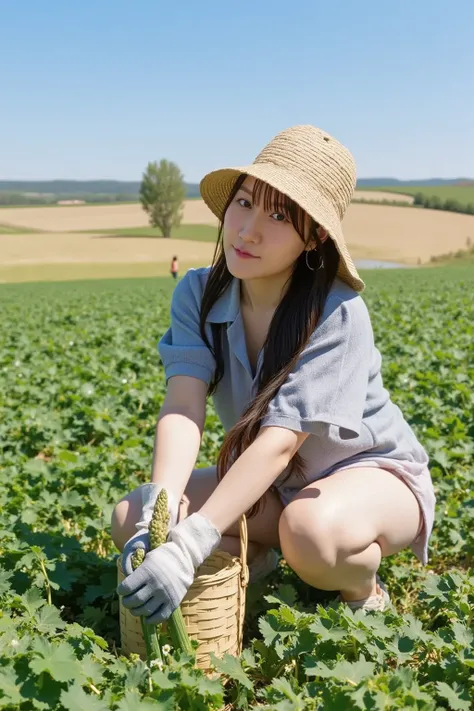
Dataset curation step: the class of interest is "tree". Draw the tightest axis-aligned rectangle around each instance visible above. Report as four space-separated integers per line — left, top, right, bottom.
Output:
139 159 186 237
427 195 442 210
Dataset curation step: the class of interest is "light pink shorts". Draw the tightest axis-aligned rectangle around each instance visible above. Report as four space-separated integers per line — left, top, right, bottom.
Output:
276 458 436 565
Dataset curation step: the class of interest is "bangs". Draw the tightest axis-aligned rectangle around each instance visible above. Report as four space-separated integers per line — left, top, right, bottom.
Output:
251 178 309 240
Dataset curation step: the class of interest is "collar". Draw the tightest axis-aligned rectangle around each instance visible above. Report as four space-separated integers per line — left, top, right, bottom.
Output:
207 277 241 323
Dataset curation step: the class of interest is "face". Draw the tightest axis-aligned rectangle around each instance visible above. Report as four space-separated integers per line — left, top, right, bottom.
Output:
223 176 324 281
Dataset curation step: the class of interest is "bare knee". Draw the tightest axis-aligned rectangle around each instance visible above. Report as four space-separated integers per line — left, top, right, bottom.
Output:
110 489 142 551
110 468 218 552
278 497 372 588
279 502 334 579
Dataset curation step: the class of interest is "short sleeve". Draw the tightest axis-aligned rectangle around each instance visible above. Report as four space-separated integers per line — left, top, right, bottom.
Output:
261 294 373 438
157 269 216 385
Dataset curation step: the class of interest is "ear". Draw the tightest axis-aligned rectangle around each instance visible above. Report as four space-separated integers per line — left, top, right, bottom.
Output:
305 226 329 251
317 226 329 244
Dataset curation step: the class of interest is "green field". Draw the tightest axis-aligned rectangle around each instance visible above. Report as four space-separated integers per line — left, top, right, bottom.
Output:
1 265 473 709
82 223 218 242
369 185 474 207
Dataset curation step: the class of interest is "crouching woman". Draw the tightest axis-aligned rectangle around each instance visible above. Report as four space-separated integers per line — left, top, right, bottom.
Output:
111 125 436 624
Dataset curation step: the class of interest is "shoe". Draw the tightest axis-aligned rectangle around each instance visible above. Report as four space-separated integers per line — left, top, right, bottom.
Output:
248 548 279 583
336 576 391 612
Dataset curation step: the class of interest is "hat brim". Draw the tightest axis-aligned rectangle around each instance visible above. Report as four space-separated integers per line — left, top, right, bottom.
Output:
200 163 365 293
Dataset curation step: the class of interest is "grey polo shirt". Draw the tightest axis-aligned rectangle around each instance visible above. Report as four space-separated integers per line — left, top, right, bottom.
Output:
158 267 429 490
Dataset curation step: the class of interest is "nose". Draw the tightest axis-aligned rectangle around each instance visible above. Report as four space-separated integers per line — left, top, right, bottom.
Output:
239 212 262 243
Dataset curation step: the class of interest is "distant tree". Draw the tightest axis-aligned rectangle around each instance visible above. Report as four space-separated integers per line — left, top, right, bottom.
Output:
443 199 462 212
139 159 186 238
413 192 425 206
427 195 442 210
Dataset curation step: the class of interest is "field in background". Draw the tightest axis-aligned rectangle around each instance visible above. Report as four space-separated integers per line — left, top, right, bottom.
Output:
352 190 414 204
368 184 474 206
0 232 215 283
1 198 473 284
0 200 218 232
0 260 212 284
0 192 415 232
80 224 218 241
0 223 40 234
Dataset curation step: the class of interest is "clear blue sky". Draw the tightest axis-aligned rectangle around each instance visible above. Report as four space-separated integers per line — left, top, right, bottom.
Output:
2 0 473 182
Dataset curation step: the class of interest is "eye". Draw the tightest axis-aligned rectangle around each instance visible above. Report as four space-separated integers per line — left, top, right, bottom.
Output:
271 212 288 223
237 197 251 209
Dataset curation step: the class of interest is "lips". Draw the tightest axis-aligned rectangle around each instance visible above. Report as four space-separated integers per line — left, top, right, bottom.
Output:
234 247 258 259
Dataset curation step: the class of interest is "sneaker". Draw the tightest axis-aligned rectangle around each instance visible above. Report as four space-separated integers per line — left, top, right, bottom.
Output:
248 548 279 583
336 576 391 612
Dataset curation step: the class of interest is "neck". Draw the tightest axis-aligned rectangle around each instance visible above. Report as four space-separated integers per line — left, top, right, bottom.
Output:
240 269 292 311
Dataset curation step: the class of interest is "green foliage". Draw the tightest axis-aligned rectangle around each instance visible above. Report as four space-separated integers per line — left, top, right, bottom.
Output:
0 265 473 708
369 185 474 213
430 244 474 264
0 180 200 206
139 160 187 237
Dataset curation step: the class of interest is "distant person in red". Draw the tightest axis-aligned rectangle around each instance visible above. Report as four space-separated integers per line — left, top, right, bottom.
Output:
170 256 179 281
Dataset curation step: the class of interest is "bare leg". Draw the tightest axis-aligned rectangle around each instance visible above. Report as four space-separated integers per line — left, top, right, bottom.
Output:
111 466 283 564
278 467 422 601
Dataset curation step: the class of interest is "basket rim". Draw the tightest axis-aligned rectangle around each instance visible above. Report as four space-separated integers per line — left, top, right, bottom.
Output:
116 514 249 587
117 550 243 587
185 550 243 586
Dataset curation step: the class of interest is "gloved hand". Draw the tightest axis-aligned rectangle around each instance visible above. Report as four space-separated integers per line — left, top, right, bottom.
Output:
121 483 179 576
117 512 221 624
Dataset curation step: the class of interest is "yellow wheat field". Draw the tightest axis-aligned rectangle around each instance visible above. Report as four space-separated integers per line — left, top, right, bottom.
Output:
0 201 218 232
1 200 473 268
0 234 216 266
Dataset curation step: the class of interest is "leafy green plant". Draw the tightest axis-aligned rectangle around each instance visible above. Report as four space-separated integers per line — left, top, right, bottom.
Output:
0 266 473 708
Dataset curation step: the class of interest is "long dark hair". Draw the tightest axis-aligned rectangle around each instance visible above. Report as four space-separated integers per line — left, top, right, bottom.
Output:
199 175 339 516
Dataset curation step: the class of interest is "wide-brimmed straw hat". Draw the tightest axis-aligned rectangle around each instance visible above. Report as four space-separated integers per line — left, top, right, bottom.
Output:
200 124 364 292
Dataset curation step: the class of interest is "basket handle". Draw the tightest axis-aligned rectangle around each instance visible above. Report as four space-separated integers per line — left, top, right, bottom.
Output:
238 514 249 587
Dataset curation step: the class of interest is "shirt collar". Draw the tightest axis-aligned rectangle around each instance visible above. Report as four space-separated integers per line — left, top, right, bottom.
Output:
207 276 241 323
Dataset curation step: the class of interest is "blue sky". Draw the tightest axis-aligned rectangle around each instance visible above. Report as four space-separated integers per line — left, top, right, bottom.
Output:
2 0 473 182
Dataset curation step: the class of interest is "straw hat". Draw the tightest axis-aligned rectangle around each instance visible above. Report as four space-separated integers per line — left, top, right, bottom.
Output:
200 124 364 292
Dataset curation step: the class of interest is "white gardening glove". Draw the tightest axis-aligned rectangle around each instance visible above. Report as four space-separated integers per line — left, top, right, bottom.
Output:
121 483 179 576
117 512 221 624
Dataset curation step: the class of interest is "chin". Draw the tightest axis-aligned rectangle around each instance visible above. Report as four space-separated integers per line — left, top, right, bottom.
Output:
225 254 260 279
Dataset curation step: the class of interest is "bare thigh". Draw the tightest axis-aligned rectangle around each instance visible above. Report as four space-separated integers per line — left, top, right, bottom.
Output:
280 467 422 559
111 466 283 552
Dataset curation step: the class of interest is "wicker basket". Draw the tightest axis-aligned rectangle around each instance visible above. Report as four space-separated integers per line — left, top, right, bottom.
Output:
117 515 249 671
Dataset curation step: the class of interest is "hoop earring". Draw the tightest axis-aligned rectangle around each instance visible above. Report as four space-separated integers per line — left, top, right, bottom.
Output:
305 248 324 271
305 249 316 271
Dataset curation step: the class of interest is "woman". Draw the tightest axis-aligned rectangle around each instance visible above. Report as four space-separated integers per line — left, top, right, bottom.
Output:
113 125 436 624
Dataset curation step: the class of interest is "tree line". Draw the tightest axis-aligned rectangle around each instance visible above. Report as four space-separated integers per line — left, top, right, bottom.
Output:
413 193 474 215
0 193 138 206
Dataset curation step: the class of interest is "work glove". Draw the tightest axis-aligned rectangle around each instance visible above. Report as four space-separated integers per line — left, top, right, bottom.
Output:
121 483 179 576
117 512 221 624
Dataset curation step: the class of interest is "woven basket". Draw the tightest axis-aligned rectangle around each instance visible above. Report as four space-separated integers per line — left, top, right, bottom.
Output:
117 515 249 671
